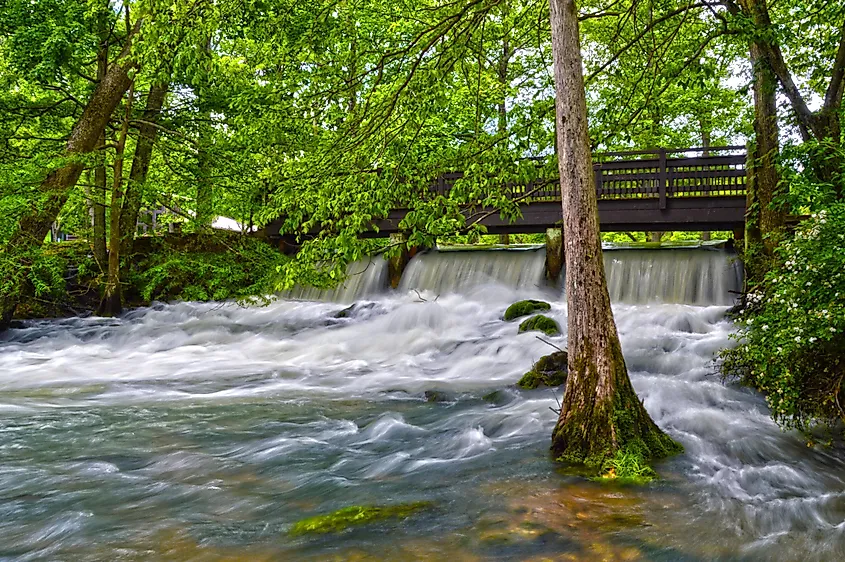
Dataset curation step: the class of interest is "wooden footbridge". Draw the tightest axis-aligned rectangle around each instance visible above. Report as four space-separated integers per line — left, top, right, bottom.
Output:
266 146 748 239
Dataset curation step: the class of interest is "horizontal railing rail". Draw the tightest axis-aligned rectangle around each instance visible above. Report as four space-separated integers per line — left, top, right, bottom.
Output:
427 147 747 208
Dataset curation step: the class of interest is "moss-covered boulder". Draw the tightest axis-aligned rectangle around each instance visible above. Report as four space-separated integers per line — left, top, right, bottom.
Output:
504 299 551 321
289 502 432 536
517 351 568 389
518 314 561 336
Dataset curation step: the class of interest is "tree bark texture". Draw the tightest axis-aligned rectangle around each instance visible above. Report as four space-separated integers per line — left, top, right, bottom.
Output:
100 83 135 317
700 121 711 241
745 38 784 283
196 36 214 230
120 82 168 257
0 23 139 331
92 14 110 269
548 0 678 465
732 0 844 197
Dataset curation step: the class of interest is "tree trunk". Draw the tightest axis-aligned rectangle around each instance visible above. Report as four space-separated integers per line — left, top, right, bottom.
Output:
497 2 510 136
92 132 108 268
745 39 783 283
120 82 168 257
0 23 140 331
100 83 134 317
700 121 712 241
196 37 214 231
548 0 679 466
734 0 844 197
91 12 109 269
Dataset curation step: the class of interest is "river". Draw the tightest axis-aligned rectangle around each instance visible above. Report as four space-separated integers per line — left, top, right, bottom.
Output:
0 247 842 560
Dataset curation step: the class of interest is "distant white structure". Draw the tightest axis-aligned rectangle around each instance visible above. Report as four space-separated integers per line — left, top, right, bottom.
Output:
137 207 256 234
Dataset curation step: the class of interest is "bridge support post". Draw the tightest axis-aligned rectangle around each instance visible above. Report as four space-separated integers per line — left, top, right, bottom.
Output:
545 228 564 282
388 233 411 289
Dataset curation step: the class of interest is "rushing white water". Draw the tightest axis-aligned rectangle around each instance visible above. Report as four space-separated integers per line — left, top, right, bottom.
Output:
604 247 743 305
0 250 842 560
399 248 547 294
400 246 742 306
284 257 389 302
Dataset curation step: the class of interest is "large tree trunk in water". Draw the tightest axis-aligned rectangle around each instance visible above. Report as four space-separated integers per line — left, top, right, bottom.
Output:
548 0 679 466
745 41 784 284
700 121 712 241
0 23 139 331
100 83 135 317
120 82 168 257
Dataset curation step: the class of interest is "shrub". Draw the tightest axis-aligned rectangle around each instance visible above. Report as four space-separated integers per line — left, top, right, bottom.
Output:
128 234 287 304
720 205 845 431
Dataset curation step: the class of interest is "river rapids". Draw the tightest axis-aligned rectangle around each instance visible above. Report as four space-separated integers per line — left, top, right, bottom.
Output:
0 247 842 560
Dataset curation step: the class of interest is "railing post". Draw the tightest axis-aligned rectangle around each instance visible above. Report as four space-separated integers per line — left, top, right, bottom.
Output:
658 148 667 210
593 163 602 197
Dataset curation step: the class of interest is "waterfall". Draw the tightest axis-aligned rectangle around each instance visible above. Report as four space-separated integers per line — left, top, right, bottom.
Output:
284 257 389 302
603 247 742 305
280 245 741 306
398 247 547 294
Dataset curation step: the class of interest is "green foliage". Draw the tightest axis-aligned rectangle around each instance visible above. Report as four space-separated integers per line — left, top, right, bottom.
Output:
289 502 432 536
128 234 287 304
504 299 551 321
592 442 658 485
601 231 733 244
518 314 560 336
720 205 845 431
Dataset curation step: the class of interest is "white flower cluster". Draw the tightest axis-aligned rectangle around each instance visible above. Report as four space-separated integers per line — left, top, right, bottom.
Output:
747 291 764 305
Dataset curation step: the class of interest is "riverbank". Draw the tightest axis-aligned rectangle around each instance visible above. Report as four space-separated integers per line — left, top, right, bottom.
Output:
12 233 287 323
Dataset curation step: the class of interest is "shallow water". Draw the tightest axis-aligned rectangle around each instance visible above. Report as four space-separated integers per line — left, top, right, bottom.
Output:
1 283 843 560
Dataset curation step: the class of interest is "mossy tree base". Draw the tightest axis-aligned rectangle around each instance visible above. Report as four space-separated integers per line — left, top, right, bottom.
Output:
551 340 682 472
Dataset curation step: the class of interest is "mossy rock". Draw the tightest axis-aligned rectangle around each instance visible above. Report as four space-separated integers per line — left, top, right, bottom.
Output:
518 314 561 336
517 351 568 389
504 299 551 321
289 502 432 536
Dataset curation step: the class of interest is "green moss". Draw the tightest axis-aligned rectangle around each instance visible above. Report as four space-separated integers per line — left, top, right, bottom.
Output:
518 314 561 336
517 351 568 389
591 444 658 485
551 339 682 482
289 502 432 536
504 299 551 321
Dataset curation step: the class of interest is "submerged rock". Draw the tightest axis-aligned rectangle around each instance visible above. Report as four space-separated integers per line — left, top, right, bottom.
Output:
504 299 551 321
289 502 432 535
424 390 456 403
517 314 561 336
517 351 568 389
333 302 378 319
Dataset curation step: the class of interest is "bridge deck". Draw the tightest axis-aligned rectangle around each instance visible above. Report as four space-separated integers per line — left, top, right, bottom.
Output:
268 147 748 238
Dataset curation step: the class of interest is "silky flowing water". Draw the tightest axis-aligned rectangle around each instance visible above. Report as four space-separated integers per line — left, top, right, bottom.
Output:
1 248 843 560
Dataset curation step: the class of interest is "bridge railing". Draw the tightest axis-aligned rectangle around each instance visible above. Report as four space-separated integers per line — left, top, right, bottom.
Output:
594 146 746 209
429 146 747 207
